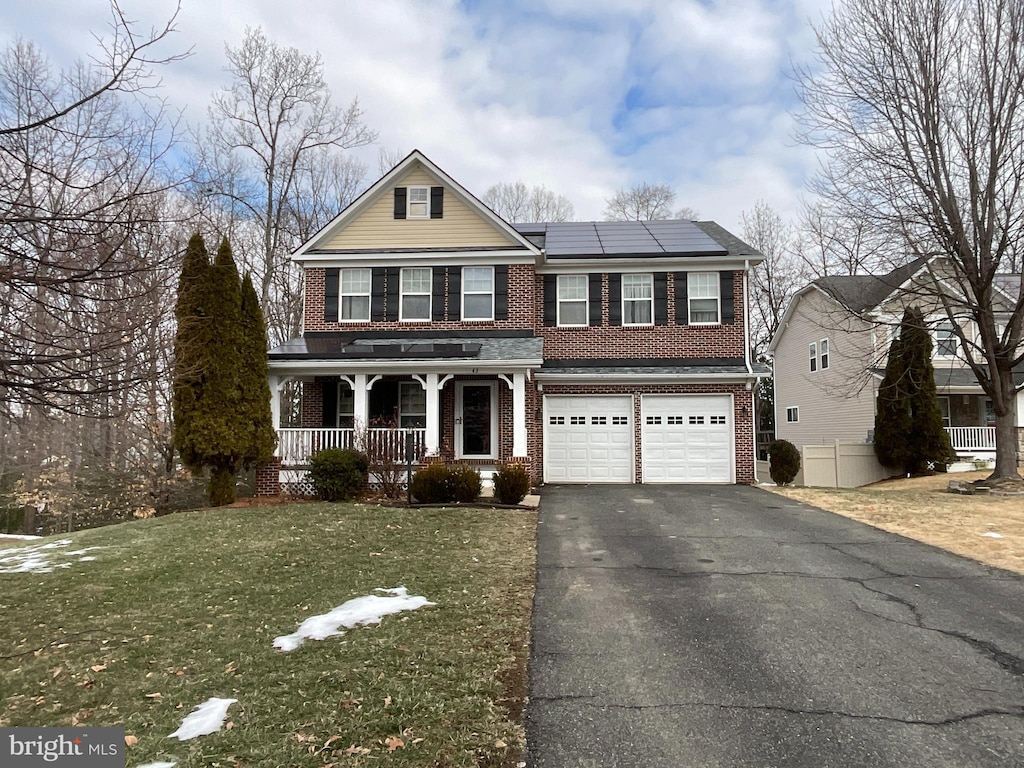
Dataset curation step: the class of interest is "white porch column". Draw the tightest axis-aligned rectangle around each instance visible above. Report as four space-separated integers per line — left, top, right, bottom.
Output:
413 373 441 456
512 372 527 457
351 374 368 431
269 375 281 431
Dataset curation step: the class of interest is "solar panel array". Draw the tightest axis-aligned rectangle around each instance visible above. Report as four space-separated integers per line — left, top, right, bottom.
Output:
531 220 728 257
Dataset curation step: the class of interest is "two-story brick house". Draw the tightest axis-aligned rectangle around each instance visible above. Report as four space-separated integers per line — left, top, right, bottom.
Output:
257 150 766 494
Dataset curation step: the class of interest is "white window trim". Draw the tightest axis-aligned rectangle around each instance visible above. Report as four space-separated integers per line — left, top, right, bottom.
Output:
786 406 799 423
937 396 951 428
339 268 371 323
399 267 432 322
461 266 495 322
398 381 427 428
934 321 957 358
557 274 588 327
819 338 830 370
809 341 818 372
687 272 721 326
622 273 654 327
407 186 430 219
336 383 355 429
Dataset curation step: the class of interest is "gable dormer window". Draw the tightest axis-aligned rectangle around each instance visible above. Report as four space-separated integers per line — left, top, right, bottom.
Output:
408 186 430 218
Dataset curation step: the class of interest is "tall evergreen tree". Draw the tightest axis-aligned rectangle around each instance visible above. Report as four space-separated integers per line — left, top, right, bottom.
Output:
239 272 276 469
874 308 956 475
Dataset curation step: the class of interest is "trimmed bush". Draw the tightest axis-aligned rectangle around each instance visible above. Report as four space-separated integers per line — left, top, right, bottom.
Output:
309 448 369 502
768 439 800 486
449 464 482 503
492 463 532 505
410 462 453 504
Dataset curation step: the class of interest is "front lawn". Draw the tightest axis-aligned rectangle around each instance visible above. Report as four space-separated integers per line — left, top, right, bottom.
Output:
0 503 536 767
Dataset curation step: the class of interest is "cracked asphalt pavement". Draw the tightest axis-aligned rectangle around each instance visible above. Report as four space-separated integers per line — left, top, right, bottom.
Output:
526 485 1024 767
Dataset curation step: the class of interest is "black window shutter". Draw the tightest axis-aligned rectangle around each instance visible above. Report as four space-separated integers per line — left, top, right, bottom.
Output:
371 268 386 321
654 272 668 325
321 381 338 428
385 267 400 321
432 267 446 321
324 268 339 323
448 268 461 321
543 275 557 326
588 273 602 326
674 271 688 325
393 188 406 219
494 264 509 320
720 271 735 324
608 274 622 326
430 187 444 219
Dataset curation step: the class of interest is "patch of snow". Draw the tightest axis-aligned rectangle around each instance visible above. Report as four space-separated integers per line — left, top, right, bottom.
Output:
0 539 105 574
168 697 237 741
136 762 177 768
0 533 41 540
273 587 435 652
982 531 1004 538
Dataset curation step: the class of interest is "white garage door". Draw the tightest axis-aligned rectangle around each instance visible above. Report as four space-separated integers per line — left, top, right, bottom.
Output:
641 395 733 483
544 396 633 483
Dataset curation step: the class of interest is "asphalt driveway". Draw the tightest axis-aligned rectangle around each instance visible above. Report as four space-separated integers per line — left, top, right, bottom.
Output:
526 484 1024 767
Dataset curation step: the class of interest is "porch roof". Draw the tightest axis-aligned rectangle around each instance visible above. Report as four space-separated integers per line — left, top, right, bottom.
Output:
269 330 543 365
870 365 1024 391
535 358 769 382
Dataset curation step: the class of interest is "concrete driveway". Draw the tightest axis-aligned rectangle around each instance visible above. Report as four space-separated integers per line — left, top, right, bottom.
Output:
526 485 1024 767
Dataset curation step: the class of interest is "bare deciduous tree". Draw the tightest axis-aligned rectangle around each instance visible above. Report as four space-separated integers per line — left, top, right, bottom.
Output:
796 201 899 277
195 27 377 344
797 0 1024 479
482 180 575 222
603 182 698 221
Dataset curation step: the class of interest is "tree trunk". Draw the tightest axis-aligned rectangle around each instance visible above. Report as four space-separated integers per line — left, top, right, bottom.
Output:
990 366 1021 480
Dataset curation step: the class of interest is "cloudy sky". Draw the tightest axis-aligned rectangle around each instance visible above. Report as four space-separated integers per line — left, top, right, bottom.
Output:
1 0 831 231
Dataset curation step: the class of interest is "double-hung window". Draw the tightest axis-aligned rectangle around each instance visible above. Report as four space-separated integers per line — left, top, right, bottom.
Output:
337 385 355 429
809 341 817 372
462 266 494 321
557 275 588 326
400 267 431 321
935 321 957 357
687 272 720 324
622 273 653 325
819 339 829 370
399 382 426 428
407 186 429 218
340 268 371 322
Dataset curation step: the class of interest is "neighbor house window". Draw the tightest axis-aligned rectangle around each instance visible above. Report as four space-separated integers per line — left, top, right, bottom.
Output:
687 272 720 324
340 268 371 321
462 266 494 321
399 382 426 428
407 186 429 218
400 267 431 321
337 385 355 428
557 275 588 326
935 321 957 356
937 396 951 428
819 339 830 370
809 341 818 372
786 406 799 423
622 273 653 325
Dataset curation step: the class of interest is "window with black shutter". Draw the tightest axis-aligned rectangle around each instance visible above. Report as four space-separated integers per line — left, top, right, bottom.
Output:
393 188 407 219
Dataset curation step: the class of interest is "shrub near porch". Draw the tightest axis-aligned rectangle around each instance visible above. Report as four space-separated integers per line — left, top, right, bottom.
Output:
0 503 536 767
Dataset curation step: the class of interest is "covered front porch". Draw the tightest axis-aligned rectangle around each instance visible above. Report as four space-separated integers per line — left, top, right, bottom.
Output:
938 392 997 457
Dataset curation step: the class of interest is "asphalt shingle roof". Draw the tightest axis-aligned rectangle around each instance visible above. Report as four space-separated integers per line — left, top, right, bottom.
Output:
268 331 543 363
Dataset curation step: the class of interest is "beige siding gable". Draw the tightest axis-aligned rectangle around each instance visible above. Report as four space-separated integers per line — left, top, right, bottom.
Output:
321 164 521 251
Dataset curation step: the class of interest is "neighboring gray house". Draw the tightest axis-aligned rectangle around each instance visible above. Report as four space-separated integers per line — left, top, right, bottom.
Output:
768 258 1024 462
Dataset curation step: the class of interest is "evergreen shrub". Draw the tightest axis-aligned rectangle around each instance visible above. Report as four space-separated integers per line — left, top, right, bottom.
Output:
492 463 532 505
448 464 482 503
410 463 452 504
309 448 369 502
768 439 801 485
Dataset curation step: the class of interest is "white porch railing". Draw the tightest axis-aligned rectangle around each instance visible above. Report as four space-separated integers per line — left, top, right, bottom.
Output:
277 428 427 466
945 426 996 452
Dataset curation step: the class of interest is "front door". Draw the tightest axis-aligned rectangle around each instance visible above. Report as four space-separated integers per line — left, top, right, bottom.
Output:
457 382 497 458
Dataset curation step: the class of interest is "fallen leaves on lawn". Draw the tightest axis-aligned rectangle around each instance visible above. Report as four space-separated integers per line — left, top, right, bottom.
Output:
124 735 138 746
384 735 404 752
344 744 371 756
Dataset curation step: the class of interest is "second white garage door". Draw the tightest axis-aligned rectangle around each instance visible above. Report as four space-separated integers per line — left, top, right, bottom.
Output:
641 395 733 483
544 395 633 483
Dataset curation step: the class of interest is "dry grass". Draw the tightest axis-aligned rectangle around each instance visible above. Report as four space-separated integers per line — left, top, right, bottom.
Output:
768 471 1024 575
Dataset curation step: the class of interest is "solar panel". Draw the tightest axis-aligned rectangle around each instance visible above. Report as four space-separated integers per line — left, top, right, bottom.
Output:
542 220 728 256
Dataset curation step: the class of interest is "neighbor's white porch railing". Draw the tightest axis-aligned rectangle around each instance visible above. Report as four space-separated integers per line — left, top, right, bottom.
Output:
277 428 427 466
945 426 996 452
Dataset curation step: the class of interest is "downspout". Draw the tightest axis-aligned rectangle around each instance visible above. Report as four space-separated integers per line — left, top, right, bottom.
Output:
743 260 758 482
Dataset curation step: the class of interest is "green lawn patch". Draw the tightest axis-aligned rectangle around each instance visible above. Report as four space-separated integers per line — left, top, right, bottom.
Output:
0 503 536 767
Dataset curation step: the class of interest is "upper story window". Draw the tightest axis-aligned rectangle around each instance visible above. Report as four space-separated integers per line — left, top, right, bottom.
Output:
462 266 494 321
819 338 829 370
687 272 720 324
400 267 431 321
408 186 430 218
809 341 817 372
557 275 588 326
935 321 957 357
340 268 371 322
622 273 653 325
786 406 799 423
